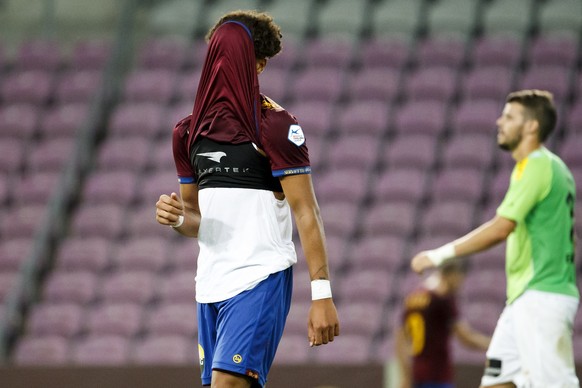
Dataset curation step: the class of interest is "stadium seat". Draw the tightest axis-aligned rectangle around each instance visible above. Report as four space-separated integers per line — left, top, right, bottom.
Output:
55 237 111 273
451 99 501 135
348 235 406 272
0 238 31 271
108 102 165 138
144 303 197 337
538 0 582 37
315 0 367 38
196 0 262 35
122 69 177 103
174 69 202 102
15 40 62 71
27 303 84 338
169 239 199 271
136 38 188 70
72 335 131 365
0 103 39 140
405 66 458 102
334 301 385 336
318 200 360 240
518 65 572 105
70 203 125 239
527 35 579 68
488 167 512 205
560 134 582 169
82 170 138 206
1 204 49 238
371 0 423 39
99 271 157 304
360 201 417 238
262 0 313 41
127 204 176 239
95 136 151 171
421 200 476 237
462 66 513 102
158 270 196 303
260 67 290 103
55 70 102 103
312 334 371 364
326 134 380 169
394 100 448 137
71 39 112 70
347 68 401 103
302 37 355 69
357 38 411 70
471 35 523 69
40 103 89 138
274 333 310 364
481 0 535 39
0 139 25 173
382 136 438 170
43 271 99 304
1 70 53 104
86 302 143 336
27 138 75 172
464 268 507 303
286 100 333 138
371 168 428 204
415 36 468 69
425 0 478 39
336 269 393 304
137 168 181 205
431 168 486 204
112 236 169 272
289 67 345 103
441 133 495 171
0 272 20 304
13 335 69 365
132 335 192 365
313 169 369 203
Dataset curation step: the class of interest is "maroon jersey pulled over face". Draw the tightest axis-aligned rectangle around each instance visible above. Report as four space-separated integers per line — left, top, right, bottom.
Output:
401 287 459 383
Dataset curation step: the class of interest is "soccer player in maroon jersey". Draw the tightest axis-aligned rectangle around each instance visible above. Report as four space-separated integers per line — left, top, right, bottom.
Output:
395 260 490 388
155 11 339 388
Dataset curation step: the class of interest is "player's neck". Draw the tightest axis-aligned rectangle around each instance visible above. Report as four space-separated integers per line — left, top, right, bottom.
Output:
511 137 542 162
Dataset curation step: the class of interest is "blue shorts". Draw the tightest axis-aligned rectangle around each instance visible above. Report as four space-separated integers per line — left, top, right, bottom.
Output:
197 267 293 387
415 383 454 388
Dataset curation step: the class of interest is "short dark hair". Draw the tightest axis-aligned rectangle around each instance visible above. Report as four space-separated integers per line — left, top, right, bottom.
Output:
206 10 282 60
506 89 557 142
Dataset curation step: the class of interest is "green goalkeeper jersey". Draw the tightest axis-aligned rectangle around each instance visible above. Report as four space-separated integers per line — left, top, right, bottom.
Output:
497 147 578 304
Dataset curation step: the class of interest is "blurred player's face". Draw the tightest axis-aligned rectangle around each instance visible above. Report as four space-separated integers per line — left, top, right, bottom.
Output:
496 102 527 152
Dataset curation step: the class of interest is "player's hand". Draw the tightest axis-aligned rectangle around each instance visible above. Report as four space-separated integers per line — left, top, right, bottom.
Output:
156 192 184 226
308 298 340 347
410 251 435 274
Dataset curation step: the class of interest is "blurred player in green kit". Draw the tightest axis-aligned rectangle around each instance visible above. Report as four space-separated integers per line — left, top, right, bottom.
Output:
410 90 579 388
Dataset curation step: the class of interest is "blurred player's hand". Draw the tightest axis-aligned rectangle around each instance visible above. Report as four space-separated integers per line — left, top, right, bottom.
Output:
410 252 435 274
156 192 184 226
308 299 340 347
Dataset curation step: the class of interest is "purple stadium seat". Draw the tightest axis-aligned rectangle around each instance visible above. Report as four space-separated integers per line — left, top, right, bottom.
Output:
303 37 355 69
347 68 400 103
528 35 578 68
13 336 69 365
123 69 176 103
304 135 324 171
488 167 512 205
100 271 156 304
43 271 99 304
373 333 394 362
312 334 371 364
336 301 385 336
260 67 289 103
406 66 457 101
16 40 61 71
431 168 485 203
560 134 582 168
394 101 447 136
441 133 495 170
318 200 359 240
452 340 488 365
138 169 180 204
2 70 53 104
0 104 39 139
72 335 131 365
326 134 380 169
371 168 427 204
336 100 390 135
86 302 143 336
336 269 392 303
470 243 506 271
13 171 61 204
96 136 151 171
127 203 174 239
27 303 84 338
462 66 513 102
169 240 199 271
0 238 32 271
283 300 311 335
421 200 475 237
358 38 410 69
0 138 24 172
109 102 164 138
137 38 187 70
28 138 75 172
290 68 344 102
471 36 521 69
55 70 102 103
112 236 169 272
0 272 20 303
56 237 111 272
71 203 125 239
416 37 466 69
174 69 202 102
360 201 417 238
132 335 191 365
451 99 501 135
274 333 310 364
82 170 137 205
383 135 438 170
158 270 196 303
72 39 111 70
147 137 175 171
566 101 582 134
1 204 48 238
144 303 197 337
464 268 507 303
40 103 89 137
461 300 502 335
286 101 333 137
349 235 405 272
314 169 369 203
266 37 299 70
518 65 571 104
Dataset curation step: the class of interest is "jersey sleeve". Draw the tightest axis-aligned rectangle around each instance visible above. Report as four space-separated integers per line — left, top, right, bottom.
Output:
497 154 551 222
172 115 197 184
260 108 311 178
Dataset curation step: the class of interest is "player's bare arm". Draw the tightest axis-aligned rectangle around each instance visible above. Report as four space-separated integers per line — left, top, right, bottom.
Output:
411 215 516 273
394 326 413 388
453 320 491 351
155 183 201 238
279 173 340 347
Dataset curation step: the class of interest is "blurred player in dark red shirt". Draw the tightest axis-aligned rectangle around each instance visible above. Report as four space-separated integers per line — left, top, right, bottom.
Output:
396 259 490 388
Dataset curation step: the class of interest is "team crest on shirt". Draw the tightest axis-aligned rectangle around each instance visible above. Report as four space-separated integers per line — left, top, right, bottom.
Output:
198 344 205 368
233 354 243 363
288 124 305 146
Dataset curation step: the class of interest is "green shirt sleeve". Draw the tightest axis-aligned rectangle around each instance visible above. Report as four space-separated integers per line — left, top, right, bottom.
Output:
497 154 551 223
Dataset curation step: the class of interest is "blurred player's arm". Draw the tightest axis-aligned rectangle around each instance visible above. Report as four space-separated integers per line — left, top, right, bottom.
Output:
412 215 516 273
155 183 201 238
394 326 413 388
453 320 491 351
280 173 340 347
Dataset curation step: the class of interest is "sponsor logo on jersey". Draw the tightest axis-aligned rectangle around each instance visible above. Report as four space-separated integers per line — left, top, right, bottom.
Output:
198 151 227 163
288 124 305 146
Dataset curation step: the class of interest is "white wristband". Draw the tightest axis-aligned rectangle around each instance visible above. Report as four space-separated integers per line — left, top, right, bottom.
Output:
311 279 332 300
425 243 456 266
172 215 184 228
